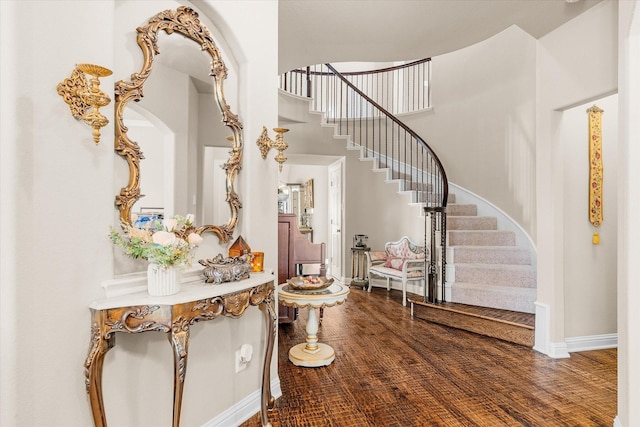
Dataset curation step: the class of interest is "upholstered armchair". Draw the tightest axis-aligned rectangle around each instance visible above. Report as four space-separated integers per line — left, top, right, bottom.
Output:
365 236 427 307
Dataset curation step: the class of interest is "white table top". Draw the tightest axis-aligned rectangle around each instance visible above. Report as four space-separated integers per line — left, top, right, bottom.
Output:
90 271 275 310
278 282 349 308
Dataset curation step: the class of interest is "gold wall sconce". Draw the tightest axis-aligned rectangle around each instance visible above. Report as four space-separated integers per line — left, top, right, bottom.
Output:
57 64 112 145
257 126 289 171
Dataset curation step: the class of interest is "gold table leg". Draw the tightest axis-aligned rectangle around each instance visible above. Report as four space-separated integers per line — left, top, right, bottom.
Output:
169 328 190 427
85 318 115 427
260 296 277 426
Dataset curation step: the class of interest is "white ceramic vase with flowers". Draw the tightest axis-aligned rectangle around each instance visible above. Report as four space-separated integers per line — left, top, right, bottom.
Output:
110 214 204 296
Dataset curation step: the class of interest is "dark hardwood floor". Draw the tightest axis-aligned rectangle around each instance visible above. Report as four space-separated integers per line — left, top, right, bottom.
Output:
242 286 617 426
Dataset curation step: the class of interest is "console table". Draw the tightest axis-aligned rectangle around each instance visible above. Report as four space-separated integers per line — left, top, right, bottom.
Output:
85 272 277 427
278 283 349 367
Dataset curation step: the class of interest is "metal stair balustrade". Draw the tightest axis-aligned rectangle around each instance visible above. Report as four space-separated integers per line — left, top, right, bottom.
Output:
280 62 448 303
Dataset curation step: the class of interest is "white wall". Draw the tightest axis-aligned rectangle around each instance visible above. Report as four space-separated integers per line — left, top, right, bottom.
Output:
344 151 424 251
535 0 618 355
0 0 279 426
560 95 618 339
405 25 537 240
1 1 116 425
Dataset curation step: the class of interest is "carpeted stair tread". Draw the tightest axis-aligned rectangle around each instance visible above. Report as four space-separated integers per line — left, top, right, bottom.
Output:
450 246 531 264
448 216 498 230
453 263 536 288
448 230 516 246
450 282 536 314
446 203 477 216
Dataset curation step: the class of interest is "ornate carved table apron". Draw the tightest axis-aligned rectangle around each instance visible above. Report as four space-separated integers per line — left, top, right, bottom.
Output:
278 283 349 367
85 272 277 427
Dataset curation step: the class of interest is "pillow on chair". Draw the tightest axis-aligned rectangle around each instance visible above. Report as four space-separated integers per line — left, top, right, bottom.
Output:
369 251 387 264
384 256 406 270
387 240 418 259
387 240 425 259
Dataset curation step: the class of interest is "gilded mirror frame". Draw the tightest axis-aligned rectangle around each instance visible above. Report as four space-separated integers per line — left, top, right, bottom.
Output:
114 6 242 243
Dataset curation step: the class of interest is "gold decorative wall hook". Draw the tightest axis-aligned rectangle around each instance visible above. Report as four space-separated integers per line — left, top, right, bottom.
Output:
257 126 289 171
57 64 112 145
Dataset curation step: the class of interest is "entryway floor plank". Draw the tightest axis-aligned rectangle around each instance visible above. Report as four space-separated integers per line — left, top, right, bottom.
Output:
241 287 615 427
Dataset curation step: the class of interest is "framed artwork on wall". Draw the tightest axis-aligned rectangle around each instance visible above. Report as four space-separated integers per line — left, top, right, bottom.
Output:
305 179 314 209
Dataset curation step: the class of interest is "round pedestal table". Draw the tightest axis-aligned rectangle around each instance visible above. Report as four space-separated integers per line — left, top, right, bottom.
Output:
278 282 349 367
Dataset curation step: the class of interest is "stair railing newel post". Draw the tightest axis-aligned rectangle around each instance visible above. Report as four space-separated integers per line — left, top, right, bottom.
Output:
423 207 429 303
424 207 436 304
423 205 447 304
440 209 447 302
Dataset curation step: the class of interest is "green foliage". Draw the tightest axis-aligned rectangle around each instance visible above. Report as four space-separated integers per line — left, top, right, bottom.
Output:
109 215 202 269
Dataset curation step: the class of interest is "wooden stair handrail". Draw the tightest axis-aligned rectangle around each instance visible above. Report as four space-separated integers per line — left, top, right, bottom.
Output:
324 63 449 208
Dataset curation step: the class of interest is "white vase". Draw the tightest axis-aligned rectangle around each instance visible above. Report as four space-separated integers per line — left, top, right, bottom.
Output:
147 263 182 296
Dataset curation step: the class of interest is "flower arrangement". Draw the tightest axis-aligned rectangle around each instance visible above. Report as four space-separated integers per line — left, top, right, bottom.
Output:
110 214 204 269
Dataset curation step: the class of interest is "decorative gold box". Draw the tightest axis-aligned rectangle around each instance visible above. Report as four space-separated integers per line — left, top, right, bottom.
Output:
199 253 253 284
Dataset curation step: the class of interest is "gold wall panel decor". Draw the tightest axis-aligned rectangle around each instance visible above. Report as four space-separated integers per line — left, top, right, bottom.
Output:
587 105 603 245
114 6 242 243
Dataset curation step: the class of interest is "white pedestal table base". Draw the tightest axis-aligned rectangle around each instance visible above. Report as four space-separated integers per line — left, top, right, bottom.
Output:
278 283 349 368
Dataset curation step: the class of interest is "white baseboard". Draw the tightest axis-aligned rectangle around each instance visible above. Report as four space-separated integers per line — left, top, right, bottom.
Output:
533 301 551 355
613 415 623 427
566 333 618 352
532 302 571 358
201 378 282 427
532 302 616 357
546 341 571 359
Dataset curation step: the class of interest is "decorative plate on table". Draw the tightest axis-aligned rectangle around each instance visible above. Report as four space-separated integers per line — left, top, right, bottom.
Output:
287 276 334 291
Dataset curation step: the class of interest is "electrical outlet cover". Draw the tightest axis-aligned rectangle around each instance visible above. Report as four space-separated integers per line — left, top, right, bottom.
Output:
235 349 247 373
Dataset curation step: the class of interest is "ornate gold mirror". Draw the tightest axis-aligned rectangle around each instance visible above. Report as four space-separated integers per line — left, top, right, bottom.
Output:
115 6 242 243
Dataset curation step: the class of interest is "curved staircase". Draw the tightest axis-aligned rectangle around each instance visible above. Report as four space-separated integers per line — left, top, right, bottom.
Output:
280 62 536 346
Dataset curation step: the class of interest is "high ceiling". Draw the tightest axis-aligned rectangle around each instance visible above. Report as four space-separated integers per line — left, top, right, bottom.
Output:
278 0 603 73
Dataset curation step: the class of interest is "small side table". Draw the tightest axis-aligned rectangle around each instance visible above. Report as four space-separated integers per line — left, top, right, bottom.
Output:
350 246 370 288
278 283 349 367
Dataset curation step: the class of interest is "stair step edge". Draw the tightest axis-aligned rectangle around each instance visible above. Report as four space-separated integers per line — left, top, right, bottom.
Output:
454 263 535 271
452 245 530 250
450 285 536 314
448 216 498 220
451 282 537 295
408 301 535 346
408 300 534 330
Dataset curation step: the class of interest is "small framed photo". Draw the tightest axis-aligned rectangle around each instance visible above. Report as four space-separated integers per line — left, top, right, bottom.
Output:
134 207 164 230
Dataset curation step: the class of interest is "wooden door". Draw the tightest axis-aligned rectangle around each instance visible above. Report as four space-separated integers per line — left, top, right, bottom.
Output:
278 216 298 323
328 160 343 281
